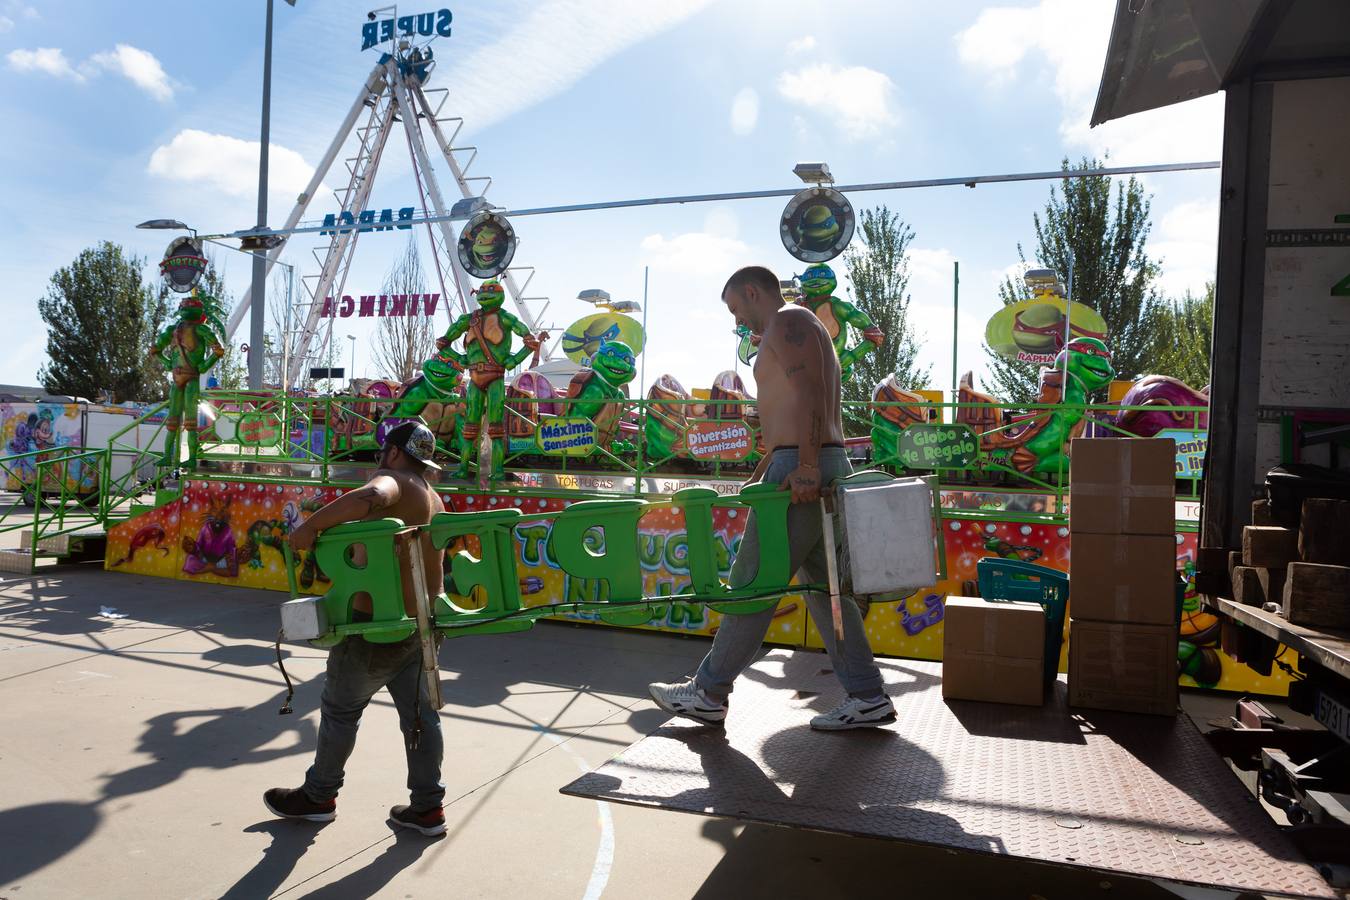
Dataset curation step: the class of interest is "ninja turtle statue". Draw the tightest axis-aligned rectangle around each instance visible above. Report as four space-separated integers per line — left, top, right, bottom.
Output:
435 279 541 481
150 237 226 467
797 263 884 381
565 341 637 452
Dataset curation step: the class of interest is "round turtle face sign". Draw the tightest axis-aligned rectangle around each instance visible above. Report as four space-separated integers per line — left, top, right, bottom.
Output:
457 212 517 278
780 187 855 262
160 236 207 294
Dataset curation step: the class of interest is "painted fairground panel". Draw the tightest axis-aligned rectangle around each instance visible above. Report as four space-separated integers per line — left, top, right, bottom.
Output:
0 401 96 493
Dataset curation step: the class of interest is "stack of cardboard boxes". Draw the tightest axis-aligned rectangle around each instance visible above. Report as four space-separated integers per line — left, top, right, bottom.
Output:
1067 438 1179 717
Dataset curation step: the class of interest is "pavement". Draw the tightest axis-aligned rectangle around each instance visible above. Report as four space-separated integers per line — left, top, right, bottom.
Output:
0 561 1293 899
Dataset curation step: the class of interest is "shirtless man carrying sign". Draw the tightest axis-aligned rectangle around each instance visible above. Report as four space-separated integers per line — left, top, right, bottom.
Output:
650 266 894 730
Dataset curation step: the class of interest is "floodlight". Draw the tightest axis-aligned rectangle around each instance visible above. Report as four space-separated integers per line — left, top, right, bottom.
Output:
793 162 833 184
577 289 611 305
137 218 192 232
608 300 641 313
450 196 492 219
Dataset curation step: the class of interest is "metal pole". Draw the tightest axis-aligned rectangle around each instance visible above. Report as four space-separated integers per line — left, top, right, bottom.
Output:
348 337 356 386
249 0 274 389
640 266 649 398
951 260 959 400
281 265 292 391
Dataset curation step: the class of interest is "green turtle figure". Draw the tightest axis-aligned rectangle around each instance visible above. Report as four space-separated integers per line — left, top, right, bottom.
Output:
435 279 541 481
151 291 226 466
797 263 884 381
565 341 637 452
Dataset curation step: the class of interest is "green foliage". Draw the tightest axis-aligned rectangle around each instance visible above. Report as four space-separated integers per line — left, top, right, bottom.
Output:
982 157 1165 402
38 241 169 403
841 206 930 435
1151 283 1213 389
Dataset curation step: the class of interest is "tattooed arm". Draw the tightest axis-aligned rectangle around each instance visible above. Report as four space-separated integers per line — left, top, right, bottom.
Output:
287 476 402 551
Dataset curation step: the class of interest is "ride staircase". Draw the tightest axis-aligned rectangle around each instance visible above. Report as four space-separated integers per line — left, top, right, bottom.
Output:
0 402 175 574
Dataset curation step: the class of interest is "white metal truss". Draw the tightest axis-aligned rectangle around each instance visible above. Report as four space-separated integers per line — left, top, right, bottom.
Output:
224 52 552 388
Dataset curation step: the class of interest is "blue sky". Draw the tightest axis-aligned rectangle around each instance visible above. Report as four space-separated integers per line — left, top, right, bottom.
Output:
0 0 1222 396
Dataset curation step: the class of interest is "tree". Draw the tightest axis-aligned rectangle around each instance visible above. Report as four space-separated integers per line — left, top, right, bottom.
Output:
1151 282 1213 389
840 206 930 434
372 236 436 382
982 157 1165 403
38 241 168 402
265 266 309 389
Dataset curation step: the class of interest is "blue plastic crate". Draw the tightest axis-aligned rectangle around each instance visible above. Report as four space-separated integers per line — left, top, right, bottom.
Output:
976 557 1069 689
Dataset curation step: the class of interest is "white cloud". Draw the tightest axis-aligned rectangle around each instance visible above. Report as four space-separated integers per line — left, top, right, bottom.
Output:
7 43 177 102
439 0 715 133
1151 198 1218 299
6 47 85 81
640 231 749 278
0 17 13 33
729 87 758 136
777 63 899 140
148 130 319 199
90 44 174 101
786 35 816 54
955 0 1221 163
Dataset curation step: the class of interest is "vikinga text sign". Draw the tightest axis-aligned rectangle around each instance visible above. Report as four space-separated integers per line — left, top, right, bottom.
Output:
319 294 441 318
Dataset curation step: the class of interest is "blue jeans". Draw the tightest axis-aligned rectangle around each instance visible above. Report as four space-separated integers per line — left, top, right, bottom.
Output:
303 633 445 811
695 446 885 700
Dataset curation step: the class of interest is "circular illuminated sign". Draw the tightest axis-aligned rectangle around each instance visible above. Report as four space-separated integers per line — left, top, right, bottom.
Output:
160 236 207 294
779 187 855 263
457 211 517 278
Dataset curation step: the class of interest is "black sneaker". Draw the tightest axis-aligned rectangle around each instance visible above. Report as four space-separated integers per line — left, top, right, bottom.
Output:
263 787 336 823
389 804 447 836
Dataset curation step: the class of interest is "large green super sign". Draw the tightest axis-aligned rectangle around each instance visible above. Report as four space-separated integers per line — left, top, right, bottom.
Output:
309 484 803 644
895 424 980 470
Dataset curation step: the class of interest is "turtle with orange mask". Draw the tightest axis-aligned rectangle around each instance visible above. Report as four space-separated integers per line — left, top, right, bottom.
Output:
434 279 544 481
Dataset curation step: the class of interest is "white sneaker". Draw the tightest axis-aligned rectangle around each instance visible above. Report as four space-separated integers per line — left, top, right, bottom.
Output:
648 678 728 725
810 695 896 731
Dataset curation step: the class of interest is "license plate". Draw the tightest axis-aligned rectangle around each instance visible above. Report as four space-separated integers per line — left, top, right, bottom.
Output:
1315 690 1350 744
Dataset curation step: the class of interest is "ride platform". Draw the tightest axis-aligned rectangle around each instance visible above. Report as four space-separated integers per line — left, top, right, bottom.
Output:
562 649 1337 898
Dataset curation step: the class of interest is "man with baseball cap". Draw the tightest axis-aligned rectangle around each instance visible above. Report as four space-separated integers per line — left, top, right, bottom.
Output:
264 418 451 836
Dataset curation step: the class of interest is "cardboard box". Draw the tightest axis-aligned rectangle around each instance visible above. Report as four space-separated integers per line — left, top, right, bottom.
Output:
1068 619 1178 716
1069 438 1176 536
942 596 1045 707
1069 533 1177 625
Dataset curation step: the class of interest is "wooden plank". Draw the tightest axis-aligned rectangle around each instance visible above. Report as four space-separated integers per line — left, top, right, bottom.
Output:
1299 498 1350 566
1283 562 1350 629
1252 498 1277 526
1232 565 1287 608
1243 525 1299 568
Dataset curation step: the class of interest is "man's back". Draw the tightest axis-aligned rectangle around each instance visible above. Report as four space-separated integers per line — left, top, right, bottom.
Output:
753 305 845 453
350 468 445 617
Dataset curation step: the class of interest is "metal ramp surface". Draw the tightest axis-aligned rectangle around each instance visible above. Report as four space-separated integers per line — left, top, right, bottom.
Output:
562 650 1337 898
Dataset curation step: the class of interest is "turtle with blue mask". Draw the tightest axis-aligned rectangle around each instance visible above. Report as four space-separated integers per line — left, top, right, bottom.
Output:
796 262 885 382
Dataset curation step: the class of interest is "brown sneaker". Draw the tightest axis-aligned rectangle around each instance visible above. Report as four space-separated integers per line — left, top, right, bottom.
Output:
263 787 336 822
389 804 446 836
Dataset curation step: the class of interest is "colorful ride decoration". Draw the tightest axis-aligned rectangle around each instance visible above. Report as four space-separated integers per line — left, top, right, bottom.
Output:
563 341 637 452
1114 375 1210 437
505 371 561 443
436 279 544 480
560 311 646 365
870 376 934 468
644 374 691 462
150 237 226 466
104 475 1285 697
952 337 1115 475
780 186 856 263
456 211 517 279
796 263 884 382
985 270 1109 366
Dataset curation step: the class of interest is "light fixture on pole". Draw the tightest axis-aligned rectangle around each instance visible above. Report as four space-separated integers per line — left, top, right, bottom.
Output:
792 161 833 185
346 334 357 388
136 219 195 236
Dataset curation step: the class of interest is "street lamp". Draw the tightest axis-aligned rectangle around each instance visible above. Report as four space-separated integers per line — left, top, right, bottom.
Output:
138 217 302 390
346 334 357 389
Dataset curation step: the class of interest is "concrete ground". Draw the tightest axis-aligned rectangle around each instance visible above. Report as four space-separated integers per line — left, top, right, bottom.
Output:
0 562 1298 900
